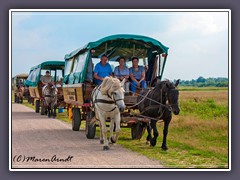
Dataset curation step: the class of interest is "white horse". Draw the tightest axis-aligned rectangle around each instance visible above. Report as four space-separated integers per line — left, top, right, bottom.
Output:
92 77 126 150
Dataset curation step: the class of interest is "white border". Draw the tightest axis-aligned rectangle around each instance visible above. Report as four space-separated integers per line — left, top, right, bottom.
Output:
9 9 231 172
228 10 231 171
9 9 12 171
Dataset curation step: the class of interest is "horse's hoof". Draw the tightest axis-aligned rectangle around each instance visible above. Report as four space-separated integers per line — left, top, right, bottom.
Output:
110 137 116 144
161 146 168 151
103 146 110 150
100 140 104 144
146 141 150 145
150 139 157 147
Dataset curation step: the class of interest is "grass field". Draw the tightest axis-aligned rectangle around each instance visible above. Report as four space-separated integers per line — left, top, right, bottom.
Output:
117 88 229 168
17 87 229 169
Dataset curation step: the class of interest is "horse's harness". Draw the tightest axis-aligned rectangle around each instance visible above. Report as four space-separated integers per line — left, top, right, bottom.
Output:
92 84 124 112
43 84 57 98
132 84 179 121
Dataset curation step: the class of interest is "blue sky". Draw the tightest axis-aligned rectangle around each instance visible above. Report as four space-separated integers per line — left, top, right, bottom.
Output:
11 10 229 80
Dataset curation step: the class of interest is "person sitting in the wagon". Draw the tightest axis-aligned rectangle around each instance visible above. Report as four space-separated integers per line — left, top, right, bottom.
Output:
114 56 130 94
129 56 147 94
41 70 54 91
93 54 113 85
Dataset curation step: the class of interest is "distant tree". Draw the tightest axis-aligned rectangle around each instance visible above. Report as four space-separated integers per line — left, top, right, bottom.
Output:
179 77 228 87
196 76 206 83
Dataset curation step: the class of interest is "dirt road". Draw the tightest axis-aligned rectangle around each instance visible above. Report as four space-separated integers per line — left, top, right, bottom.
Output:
11 103 163 169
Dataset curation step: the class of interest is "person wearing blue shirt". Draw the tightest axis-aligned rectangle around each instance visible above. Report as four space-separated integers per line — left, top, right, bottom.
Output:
114 56 130 93
129 56 147 94
93 54 113 85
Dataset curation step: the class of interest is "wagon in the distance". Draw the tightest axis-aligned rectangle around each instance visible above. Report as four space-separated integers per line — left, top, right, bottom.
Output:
25 61 65 114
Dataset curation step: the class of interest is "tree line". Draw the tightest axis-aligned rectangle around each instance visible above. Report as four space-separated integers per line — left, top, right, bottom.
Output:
177 76 228 87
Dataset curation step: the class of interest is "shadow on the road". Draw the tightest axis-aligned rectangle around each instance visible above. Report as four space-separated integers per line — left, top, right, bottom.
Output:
12 111 57 120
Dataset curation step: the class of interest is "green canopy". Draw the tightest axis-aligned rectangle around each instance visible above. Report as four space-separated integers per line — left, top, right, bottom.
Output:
64 34 169 60
29 61 65 71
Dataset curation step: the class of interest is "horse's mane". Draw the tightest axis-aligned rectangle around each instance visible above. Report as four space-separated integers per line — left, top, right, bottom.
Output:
100 77 122 95
154 79 177 89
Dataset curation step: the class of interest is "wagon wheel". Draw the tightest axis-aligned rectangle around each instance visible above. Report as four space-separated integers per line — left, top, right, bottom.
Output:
27 96 31 103
85 111 96 139
35 100 40 113
131 122 145 140
14 94 19 103
72 108 81 131
19 97 23 103
14 94 17 103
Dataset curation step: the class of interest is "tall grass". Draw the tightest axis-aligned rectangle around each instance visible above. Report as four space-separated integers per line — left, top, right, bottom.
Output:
180 98 228 119
117 90 229 168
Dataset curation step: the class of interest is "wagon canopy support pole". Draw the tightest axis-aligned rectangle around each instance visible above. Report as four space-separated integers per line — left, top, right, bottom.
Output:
105 43 108 55
133 44 135 56
160 54 168 80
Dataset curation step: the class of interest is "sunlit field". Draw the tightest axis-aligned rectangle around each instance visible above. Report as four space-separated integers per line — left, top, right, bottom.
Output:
117 88 229 168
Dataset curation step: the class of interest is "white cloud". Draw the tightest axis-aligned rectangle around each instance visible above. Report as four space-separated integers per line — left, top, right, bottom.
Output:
167 12 228 36
149 12 229 80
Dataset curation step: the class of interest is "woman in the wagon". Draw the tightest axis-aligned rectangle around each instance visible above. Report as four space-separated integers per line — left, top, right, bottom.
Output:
129 56 147 94
113 56 130 94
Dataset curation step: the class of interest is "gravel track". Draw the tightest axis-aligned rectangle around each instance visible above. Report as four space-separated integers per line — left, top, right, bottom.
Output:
11 103 164 169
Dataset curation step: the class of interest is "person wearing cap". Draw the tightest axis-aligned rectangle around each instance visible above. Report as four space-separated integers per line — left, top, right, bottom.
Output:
93 54 113 85
129 56 147 93
114 56 130 93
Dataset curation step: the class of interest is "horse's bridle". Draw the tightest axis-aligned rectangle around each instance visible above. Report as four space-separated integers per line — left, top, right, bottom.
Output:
93 86 124 112
165 88 179 112
43 84 57 98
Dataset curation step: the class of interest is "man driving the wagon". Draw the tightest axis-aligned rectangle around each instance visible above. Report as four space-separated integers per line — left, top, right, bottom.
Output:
41 70 54 90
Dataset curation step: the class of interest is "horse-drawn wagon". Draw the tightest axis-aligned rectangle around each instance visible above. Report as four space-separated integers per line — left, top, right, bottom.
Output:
12 73 30 103
62 34 170 140
25 61 65 115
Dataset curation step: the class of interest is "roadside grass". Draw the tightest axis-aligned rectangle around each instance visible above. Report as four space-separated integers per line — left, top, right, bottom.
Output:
18 89 229 168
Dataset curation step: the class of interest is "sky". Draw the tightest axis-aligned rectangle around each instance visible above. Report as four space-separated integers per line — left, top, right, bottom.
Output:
11 10 230 80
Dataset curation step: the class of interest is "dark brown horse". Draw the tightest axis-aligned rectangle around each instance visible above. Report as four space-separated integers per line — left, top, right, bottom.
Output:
137 79 180 150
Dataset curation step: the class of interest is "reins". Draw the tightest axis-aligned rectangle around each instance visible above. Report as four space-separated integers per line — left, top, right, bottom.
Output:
126 89 172 111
